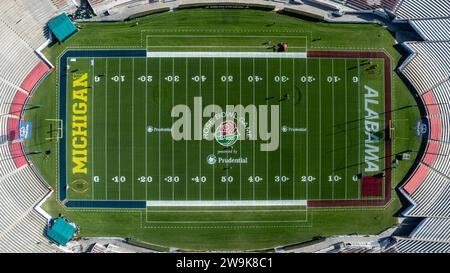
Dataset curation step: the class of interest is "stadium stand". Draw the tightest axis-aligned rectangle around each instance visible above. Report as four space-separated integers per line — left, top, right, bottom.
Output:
395 1 450 251
403 166 450 216
51 0 76 12
0 144 19 178
0 0 58 48
399 42 450 95
345 0 401 11
0 82 17 117
0 0 57 253
394 0 450 20
410 18 450 41
410 218 450 242
0 210 57 253
394 238 450 253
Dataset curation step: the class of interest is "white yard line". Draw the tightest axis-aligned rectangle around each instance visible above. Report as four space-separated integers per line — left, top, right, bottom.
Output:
279 58 282 200
226 58 229 201
319 59 322 199
185 57 189 200
265 58 269 201
105 59 108 200
305 57 309 200
292 58 295 200
147 52 307 58
118 58 121 200
147 45 307 49
145 200 308 207
358 58 361 199
131 58 135 200
240 57 243 201
145 57 148 200
146 34 308 38
91 59 95 200
253 58 256 200
158 58 162 200
172 58 175 201
147 209 308 213
212 58 215 201
332 59 335 200
199 58 203 201
344 59 348 199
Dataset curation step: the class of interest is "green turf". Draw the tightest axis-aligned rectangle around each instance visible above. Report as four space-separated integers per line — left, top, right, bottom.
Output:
65 55 385 202
25 8 422 250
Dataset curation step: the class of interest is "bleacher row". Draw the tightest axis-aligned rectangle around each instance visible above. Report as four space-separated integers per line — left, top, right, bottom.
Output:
410 218 450 243
400 42 450 94
394 0 450 20
395 0 450 253
344 0 401 12
395 238 450 253
0 0 58 253
410 18 450 41
331 0 449 20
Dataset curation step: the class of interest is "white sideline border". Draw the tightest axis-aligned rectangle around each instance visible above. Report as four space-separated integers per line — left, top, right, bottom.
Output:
146 200 307 207
146 51 307 58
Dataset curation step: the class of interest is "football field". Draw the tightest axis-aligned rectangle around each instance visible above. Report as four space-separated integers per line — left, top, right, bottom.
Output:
63 51 387 204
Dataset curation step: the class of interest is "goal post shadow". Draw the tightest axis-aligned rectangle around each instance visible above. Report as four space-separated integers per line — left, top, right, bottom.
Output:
45 118 63 141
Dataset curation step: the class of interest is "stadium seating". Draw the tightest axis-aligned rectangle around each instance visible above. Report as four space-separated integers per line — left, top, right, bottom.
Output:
51 0 75 12
0 82 17 117
394 238 450 253
404 166 450 217
0 1 58 48
0 144 19 178
410 218 450 243
345 0 401 11
410 18 450 41
0 22 39 87
0 0 57 253
394 0 450 20
400 42 450 95
0 210 57 253
0 166 49 231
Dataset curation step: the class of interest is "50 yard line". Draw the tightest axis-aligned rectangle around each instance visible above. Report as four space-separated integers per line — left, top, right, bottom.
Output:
252 58 256 200
240 57 243 201
226 58 229 200
212 58 215 201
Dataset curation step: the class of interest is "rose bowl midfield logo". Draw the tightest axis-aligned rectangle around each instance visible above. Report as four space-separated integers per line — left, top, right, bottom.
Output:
215 120 240 147
171 97 281 151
